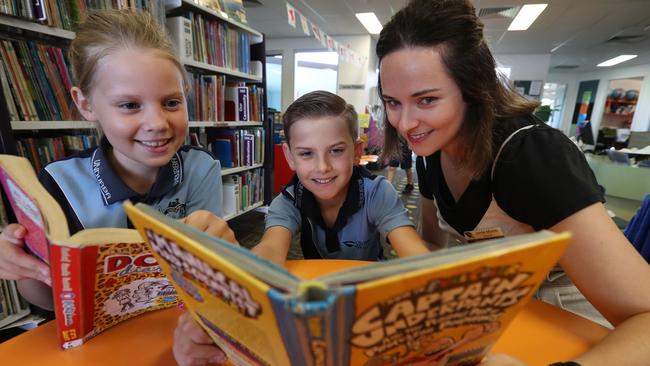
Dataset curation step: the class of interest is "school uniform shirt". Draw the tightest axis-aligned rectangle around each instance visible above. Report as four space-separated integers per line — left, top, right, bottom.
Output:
416 115 604 243
265 166 414 261
39 137 223 234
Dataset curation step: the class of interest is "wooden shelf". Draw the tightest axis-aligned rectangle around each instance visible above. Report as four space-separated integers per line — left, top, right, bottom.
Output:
189 121 263 128
603 113 634 117
223 201 264 221
167 0 263 44
11 121 96 130
0 15 74 39
606 98 637 105
221 163 263 176
182 58 262 82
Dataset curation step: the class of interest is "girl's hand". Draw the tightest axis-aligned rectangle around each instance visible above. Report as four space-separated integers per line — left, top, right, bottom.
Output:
0 224 51 285
173 311 228 366
480 353 528 366
182 210 239 246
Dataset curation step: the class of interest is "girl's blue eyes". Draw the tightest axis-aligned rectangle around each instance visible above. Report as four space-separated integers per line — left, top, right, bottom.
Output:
119 102 140 110
118 100 182 110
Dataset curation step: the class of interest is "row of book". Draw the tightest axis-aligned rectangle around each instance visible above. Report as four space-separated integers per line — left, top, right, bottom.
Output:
166 13 251 74
16 133 99 172
222 167 263 218
186 74 264 122
181 0 248 24
0 279 31 329
0 0 166 31
210 128 264 168
0 38 74 122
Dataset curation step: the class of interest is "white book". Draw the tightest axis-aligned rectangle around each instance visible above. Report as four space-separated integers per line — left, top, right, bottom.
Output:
222 180 238 218
166 16 194 60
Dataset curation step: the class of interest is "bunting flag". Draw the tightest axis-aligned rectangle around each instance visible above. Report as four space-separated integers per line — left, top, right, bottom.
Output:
311 23 321 41
299 13 310 35
286 3 296 27
284 1 367 67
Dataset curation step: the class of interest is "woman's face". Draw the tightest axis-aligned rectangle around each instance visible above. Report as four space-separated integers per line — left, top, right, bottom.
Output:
380 46 466 158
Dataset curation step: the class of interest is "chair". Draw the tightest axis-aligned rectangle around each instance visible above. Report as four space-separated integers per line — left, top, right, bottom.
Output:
624 195 650 263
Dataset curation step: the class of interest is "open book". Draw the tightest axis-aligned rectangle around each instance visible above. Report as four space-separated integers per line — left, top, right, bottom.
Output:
0 154 178 349
125 201 571 366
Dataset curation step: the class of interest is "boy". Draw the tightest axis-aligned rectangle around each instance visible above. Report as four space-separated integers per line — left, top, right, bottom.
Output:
173 91 432 366
251 90 430 264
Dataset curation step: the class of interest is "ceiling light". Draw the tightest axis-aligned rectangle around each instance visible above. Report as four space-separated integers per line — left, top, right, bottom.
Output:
597 55 638 67
508 4 548 31
355 12 383 34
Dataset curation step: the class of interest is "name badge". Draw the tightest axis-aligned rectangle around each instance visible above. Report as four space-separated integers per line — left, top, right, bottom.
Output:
463 227 504 242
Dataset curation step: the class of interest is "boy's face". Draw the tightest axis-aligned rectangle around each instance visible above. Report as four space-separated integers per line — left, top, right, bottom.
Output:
283 116 363 207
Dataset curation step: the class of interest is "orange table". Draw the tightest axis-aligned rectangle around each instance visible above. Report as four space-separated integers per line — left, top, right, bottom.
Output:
0 260 609 366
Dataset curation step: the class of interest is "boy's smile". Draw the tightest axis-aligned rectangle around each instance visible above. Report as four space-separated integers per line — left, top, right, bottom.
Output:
283 115 362 208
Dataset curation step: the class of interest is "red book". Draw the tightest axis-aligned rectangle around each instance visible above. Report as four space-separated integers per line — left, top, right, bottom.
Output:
0 155 179 349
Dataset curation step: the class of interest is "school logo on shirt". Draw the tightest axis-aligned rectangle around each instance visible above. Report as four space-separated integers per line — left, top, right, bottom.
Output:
342 238 373 249
161 198 186 219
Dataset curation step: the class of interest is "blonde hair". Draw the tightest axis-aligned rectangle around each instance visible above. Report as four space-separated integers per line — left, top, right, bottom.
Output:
68 9 186 95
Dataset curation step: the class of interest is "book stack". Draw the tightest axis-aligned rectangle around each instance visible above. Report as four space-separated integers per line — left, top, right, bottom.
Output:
0 279 31 330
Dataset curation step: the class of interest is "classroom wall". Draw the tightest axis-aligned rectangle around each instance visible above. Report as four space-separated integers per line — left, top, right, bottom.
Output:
494 54 552 82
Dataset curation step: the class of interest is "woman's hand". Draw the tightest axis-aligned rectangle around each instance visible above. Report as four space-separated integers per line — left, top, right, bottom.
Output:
182 210 239 245
0 224 50 285
173 311 228 366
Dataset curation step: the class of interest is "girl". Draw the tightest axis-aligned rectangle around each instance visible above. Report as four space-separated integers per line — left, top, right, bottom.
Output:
0 10 235 312
377 0 650 365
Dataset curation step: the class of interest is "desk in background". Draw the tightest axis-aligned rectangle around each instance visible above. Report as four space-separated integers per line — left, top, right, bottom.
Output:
586 154 650 201
0 260 609 366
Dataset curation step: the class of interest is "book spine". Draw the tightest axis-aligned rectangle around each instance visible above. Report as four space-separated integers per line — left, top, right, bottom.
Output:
237 86 248 121
50 244 85 349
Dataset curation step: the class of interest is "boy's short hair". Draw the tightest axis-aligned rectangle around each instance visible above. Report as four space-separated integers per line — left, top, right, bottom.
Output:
283 91 358 146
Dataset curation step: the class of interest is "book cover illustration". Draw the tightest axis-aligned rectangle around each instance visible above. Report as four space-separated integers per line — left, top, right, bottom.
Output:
125 201 570 366
0 154 179 349
0 159 57 262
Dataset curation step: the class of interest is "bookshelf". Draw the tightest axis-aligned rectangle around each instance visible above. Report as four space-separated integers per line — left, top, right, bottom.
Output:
0 1 271 222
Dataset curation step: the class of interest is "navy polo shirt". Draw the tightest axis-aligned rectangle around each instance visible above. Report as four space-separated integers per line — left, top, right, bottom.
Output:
265 166 414 261
39 138 223 234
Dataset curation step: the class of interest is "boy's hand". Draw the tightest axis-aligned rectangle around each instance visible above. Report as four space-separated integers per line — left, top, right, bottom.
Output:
0 224 51 285
182 210 239 246
173 311 227 366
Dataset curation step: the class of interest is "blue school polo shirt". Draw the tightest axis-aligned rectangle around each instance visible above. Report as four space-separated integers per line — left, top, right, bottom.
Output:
39 138 223 234
265 166 414 261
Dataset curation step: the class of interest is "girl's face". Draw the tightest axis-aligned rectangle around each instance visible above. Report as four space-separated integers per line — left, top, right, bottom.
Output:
282 116 363 207
380 47 466 158
72 49 188 179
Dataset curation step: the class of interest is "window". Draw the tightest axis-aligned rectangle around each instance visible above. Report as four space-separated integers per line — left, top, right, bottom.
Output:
294 51 338 99
265 55 282 111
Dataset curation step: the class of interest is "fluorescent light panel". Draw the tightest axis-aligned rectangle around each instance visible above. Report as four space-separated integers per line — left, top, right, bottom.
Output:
597 55 638 67
355 12 383 34
508 4 548 31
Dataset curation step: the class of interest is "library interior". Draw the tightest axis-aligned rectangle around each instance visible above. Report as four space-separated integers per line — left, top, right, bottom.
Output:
0 1 650 365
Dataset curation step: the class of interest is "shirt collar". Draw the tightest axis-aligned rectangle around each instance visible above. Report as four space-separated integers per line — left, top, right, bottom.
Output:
91 137 184 205
283 166 370 226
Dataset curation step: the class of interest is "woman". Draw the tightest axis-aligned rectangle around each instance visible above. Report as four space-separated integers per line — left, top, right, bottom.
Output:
377 0 650 365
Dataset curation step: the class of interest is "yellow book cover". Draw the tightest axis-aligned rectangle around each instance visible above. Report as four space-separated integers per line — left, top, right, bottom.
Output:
125 201 570 366
0 154 179 349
